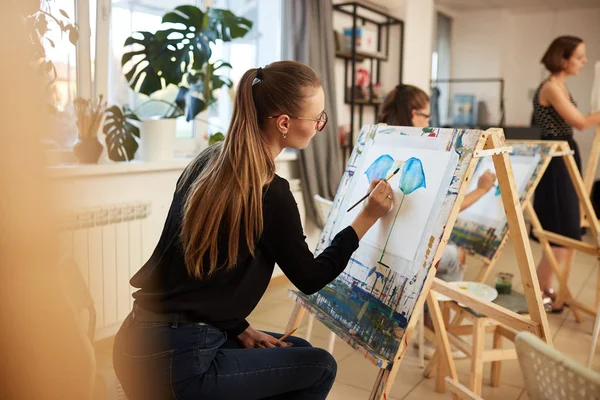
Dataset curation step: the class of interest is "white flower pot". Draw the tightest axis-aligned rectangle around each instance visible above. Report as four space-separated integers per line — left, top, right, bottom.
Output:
140 119 176 161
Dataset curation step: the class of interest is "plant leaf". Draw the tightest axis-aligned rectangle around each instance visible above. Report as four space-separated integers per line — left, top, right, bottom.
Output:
121 31 166 96
174 86 189 113
207 9 253 42
103 105 140 161
68 26 78 45
184 81 207 122
59 9 70 19
209 132 225 145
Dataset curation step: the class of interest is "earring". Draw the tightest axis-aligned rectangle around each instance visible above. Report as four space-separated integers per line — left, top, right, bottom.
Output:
282 132 287 139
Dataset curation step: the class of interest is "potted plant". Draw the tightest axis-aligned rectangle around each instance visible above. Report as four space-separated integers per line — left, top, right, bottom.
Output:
103 5 252 162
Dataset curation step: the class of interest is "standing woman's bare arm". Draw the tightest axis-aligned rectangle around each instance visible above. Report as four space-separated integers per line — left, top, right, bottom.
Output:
543 82 600 131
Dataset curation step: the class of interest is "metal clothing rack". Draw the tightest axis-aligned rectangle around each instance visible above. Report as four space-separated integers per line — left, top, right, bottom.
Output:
430 78 505 127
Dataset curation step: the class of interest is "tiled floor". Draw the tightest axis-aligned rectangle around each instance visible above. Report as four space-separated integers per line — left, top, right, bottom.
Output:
248 235 600 399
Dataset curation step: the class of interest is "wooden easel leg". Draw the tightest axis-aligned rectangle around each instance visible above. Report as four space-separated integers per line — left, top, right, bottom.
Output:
286 302 306 332
491 328 503 388
424 351 437 378
525 202 584 323
475 259 494 284
305 314 314 342
427 292 458 395
435 303 451 392
489 132 552 345
368 369 387 400
418 309 425 368
556 249 575 308
424 308 468 379
470 318 486 396
596 259 600 311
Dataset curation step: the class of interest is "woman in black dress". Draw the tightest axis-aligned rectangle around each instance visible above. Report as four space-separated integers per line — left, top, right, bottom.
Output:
532 36 600 311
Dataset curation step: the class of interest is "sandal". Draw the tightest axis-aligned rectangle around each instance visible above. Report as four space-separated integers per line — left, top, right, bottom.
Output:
543 288 557 302
542 289 565 313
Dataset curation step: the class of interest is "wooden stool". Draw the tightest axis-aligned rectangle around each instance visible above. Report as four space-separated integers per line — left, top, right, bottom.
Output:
425 291 529 396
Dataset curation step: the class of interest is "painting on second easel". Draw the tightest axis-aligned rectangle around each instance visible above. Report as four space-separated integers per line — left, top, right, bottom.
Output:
450 141 555 260
291 125 484 367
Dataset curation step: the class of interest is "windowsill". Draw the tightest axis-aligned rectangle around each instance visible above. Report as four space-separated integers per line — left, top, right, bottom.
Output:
47 150 299 179
47 158 194 179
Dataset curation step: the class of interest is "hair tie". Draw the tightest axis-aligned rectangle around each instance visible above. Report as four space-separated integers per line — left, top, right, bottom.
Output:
252 67 263 86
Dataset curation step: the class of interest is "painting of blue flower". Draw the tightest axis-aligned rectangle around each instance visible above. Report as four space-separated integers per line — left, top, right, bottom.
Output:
365 155 394 181
378 157 427 267
399 157 426 194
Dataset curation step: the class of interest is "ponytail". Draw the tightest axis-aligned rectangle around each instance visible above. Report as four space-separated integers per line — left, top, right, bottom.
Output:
181 61 320 279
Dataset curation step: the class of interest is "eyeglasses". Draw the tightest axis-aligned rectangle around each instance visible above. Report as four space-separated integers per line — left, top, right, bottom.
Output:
416 111 431 119
268 111 328 132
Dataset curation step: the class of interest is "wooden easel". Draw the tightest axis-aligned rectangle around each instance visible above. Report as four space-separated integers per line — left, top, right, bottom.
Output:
286 128 552 400
421 131 553 399
525 139 600 322
423 139 560 377
581 126 600 228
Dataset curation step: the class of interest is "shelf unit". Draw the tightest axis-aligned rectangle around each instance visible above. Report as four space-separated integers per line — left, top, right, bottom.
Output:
333 1 404 160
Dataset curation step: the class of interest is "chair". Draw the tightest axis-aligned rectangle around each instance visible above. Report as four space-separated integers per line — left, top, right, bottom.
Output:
59 255 128 400
516 331 600 399
588 304 600 368
313 194 333 229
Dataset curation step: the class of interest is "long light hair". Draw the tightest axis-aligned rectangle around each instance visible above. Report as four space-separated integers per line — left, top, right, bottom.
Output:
180 61 321 279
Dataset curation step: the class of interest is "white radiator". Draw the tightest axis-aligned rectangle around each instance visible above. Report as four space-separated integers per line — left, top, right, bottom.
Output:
60 202 151 340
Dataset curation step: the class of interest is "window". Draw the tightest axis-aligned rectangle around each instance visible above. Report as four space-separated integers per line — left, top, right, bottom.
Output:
108 0 203 142
45 0 283 156
207 0 282 138
431 12 452 127
42 0 79 148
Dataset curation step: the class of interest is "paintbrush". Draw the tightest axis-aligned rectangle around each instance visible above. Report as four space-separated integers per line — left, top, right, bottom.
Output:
279 327 297 342
346 168 400 212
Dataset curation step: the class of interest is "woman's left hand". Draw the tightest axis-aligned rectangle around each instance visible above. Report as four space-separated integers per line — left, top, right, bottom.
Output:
237 326 293 349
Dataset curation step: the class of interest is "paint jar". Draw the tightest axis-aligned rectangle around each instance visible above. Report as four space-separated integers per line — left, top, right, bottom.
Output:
495 272 513 295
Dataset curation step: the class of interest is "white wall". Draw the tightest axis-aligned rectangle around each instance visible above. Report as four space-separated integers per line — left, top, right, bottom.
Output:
403 0 434 93
449 9 510 126
332 0 435 140
451 7 600 176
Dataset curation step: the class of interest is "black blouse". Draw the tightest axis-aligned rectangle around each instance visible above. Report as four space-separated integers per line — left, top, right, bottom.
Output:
130 152 359 337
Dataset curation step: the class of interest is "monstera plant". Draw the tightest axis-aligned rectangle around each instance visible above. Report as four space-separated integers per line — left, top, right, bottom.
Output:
103 5 251 162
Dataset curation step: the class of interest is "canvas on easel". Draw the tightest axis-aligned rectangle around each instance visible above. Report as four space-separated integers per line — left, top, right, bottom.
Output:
285 126 552 399
450 141 558 282
289 125 484 367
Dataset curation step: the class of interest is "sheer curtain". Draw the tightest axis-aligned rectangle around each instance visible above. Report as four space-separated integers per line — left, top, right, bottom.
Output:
282 0 343 227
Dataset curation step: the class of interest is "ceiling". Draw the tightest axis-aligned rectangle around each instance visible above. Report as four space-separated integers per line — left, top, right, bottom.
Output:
435 0 600 12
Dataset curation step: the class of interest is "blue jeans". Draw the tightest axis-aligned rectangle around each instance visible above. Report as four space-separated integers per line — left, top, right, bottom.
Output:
113 313 337 399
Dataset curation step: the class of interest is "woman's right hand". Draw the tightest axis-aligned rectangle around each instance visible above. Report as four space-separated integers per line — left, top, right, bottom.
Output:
351 180 394 239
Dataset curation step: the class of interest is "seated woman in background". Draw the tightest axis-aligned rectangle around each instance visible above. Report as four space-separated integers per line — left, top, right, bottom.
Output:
378 84 496 358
